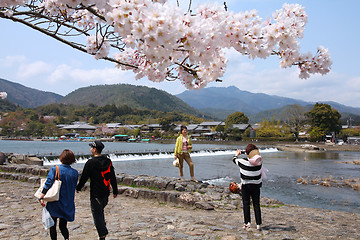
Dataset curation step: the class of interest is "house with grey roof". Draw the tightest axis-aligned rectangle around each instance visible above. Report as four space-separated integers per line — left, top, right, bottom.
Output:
106 123 122 129
230 124 252 131
61 122 97 131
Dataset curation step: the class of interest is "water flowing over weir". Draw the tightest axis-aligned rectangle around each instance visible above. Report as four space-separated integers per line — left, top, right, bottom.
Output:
41 147 279 165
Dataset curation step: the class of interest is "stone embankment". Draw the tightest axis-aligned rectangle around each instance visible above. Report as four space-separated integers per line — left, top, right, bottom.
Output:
0 164 282 211
0 164 359 240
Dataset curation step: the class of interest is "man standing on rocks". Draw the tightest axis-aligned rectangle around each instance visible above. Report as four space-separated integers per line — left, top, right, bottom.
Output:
76 141 118 240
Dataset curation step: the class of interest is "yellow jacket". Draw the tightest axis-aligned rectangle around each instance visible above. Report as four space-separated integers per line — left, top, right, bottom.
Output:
174 134 192 156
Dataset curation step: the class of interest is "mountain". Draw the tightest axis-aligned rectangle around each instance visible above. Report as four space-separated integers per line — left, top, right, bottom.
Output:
249 104 312 123
0 78 63 108
60 84 205 116
176 86 309 115
176 86 360 121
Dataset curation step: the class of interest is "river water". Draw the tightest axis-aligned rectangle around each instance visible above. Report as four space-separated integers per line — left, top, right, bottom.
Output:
1 140 359 213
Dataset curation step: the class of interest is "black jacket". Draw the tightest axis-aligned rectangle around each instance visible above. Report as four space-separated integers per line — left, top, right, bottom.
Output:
76 155 118 198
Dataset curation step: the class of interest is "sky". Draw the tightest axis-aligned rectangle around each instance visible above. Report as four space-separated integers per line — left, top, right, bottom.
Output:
1 0 360 108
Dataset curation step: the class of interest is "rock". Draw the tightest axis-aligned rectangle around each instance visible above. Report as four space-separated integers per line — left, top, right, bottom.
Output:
174 183 186 191
25 156 43 166
157 191 170 203
195 201 215 210
138 189 156 200
179 193 196 205
125 188 139 198
153 177 169 190
122 175 136 186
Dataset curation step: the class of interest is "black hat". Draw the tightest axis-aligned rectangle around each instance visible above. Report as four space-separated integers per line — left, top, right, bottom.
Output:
89 140 104 151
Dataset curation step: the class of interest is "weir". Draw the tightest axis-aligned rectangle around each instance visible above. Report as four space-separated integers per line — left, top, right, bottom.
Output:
41 147 240 162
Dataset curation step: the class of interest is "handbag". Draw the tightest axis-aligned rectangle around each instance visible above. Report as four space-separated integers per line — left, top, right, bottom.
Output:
173 157 180 167
34 166 62 202
229 182 241 194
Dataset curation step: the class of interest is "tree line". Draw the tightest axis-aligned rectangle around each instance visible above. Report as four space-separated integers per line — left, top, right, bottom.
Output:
0 103 204 138
221 103 359 142
0 101 359 142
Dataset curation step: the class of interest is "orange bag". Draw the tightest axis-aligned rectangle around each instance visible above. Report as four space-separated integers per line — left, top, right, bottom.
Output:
229 182 241 194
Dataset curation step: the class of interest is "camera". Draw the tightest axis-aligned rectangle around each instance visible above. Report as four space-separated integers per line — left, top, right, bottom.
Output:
240 150 246 155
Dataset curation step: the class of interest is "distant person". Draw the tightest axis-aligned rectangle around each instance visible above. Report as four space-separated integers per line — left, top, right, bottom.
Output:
174 125 198 182
232 143 263 230
76 141 118 240
38 149 79 240
0 151 5 165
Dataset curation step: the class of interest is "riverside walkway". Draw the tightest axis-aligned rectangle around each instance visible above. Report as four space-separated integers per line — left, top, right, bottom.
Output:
0 177 359 239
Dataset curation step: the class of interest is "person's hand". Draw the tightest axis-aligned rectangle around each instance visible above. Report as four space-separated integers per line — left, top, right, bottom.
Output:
235 149 242 157
39 198 46 207
188 145 192 149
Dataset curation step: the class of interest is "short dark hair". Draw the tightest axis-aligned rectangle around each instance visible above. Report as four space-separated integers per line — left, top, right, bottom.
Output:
59 149 76 165
93 147 103 154
180 125 187 132
245 144 258 155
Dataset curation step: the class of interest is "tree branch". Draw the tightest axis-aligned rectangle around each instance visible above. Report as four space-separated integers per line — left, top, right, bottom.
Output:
0 12 137 69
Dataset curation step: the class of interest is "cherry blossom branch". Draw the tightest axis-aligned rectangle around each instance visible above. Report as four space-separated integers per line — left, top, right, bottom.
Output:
0 0 332 89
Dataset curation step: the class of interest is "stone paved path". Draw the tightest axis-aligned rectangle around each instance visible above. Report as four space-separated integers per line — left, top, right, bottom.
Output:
0 179 359 240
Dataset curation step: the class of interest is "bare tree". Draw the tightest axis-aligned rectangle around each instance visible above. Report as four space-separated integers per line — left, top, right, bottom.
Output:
283 104 307 141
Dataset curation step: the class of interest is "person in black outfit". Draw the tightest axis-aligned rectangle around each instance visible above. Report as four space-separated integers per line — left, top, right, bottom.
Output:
76 141 118 240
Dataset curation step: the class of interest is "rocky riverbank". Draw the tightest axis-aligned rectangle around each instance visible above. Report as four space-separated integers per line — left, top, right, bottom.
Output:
0 164 359 239
275 143 360 152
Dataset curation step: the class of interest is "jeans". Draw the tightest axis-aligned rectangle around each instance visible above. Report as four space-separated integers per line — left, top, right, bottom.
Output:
241 184 262 225
90 197 109 237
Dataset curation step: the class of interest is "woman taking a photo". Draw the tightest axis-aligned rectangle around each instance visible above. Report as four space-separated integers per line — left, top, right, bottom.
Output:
232 144 263 230
174 125 198 182
38 149 79 240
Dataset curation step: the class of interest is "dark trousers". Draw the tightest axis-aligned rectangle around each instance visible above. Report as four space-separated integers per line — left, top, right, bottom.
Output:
241 184 262 225
90 197 109 237
50 217 69 240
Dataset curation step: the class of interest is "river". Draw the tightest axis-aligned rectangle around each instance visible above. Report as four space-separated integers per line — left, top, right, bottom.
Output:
1 140 359 213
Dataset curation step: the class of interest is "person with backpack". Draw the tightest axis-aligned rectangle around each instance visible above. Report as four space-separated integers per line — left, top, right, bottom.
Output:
76 141 118 240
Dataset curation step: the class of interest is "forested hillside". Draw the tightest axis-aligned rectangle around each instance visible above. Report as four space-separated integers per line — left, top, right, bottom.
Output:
60 84 203 116
0 99 18 112
0 78 63 108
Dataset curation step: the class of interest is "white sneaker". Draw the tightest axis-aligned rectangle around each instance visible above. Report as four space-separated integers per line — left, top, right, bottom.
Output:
256 224 261 230
242 222 251 229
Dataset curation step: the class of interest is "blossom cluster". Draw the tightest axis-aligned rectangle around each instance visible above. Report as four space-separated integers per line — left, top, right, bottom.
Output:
86 35 110 59
0 0 332 89
0 92 8 100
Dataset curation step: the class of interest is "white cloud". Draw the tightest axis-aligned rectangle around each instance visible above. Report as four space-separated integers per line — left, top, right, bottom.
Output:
0 55 26 67
47 64 72 84
16 61 52 79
